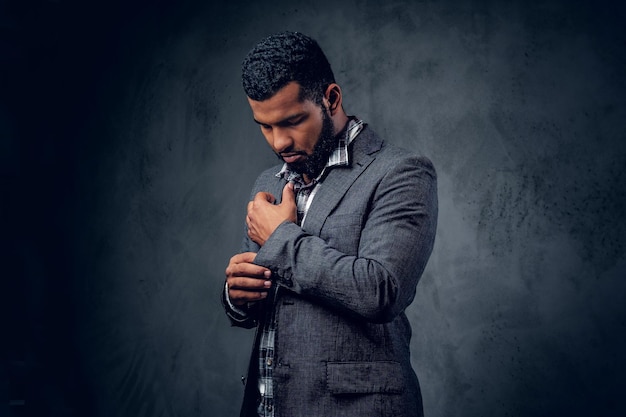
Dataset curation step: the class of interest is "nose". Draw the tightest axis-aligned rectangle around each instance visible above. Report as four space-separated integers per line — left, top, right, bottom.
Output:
271 127 292 153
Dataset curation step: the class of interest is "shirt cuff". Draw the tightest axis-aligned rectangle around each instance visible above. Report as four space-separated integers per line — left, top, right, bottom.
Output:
224 281 248 317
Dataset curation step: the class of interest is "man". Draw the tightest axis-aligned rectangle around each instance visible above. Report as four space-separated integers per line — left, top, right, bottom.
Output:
223 31 437 417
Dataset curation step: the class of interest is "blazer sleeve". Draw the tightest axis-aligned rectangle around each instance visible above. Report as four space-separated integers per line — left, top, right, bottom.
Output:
253 155 438 323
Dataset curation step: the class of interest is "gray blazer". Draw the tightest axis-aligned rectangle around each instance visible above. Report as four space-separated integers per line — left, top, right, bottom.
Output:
225 126 438 417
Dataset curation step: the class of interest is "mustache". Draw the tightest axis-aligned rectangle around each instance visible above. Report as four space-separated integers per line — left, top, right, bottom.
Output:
277 150 308 158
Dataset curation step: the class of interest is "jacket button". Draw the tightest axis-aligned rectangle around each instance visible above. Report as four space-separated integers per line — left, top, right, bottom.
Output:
266 358 273 366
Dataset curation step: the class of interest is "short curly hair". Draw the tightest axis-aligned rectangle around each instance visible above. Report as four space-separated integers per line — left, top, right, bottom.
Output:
242 31 335 104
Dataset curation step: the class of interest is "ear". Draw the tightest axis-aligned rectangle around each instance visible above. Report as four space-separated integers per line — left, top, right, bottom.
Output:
323 83 342 114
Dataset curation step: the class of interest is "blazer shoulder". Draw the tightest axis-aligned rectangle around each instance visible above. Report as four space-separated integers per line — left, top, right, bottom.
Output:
375 142 437 179
357 126 435 171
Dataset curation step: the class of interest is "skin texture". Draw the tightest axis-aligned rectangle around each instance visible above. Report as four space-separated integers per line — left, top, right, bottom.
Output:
225 81 349 306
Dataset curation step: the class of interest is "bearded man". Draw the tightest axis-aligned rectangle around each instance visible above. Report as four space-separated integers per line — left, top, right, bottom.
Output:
222 31 438 417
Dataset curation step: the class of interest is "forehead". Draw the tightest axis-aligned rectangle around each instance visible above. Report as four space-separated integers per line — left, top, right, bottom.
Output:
247 82 317 123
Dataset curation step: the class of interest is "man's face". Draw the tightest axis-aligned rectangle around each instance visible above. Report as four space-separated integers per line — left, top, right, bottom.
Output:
248 82 336 180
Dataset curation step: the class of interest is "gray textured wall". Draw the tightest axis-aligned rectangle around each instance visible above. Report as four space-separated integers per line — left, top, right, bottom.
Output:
4 0 625 416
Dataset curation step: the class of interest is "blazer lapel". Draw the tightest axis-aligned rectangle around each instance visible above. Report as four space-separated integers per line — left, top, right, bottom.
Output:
271 176 288 204
302 128 383 236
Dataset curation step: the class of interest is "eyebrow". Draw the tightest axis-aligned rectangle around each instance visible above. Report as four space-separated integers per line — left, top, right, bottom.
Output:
253 112 307 127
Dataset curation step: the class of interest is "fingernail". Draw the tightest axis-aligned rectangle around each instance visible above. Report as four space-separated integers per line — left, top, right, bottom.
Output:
264 270 271 279
264 281 272 288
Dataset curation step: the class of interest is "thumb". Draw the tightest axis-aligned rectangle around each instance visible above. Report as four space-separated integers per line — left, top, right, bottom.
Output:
281 182 296 205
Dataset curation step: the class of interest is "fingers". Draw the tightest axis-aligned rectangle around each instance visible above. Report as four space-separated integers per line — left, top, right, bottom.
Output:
228 277 272 305
225 252 273 305
248 186 292 214
226 260 272 279
254 191 276 204
227 277 272 305
229 290 267 304
230 251 257 264
281 182 295 205
228 288 268 304
246 185 296 246
228 277 272 290
225 254 270 280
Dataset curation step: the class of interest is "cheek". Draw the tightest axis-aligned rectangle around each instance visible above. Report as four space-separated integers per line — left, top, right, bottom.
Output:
301 125 323 152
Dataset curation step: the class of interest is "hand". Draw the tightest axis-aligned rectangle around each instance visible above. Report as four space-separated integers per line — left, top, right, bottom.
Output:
246 182 297 246
225 252 272 306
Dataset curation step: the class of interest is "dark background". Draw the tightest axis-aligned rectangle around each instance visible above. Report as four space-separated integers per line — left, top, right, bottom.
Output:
2 0 625 416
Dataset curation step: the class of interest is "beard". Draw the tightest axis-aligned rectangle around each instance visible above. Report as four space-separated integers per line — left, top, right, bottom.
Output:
277 109 337 179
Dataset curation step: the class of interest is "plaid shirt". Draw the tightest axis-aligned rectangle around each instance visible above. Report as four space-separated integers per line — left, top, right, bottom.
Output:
255 117 365 416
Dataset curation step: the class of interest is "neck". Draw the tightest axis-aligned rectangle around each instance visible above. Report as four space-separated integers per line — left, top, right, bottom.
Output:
332 109 350 136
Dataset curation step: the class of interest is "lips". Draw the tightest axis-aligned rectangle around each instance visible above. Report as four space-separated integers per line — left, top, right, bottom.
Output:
281 153 306 164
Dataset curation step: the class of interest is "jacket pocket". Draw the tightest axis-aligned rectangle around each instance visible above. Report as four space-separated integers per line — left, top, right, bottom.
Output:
326 361 405 395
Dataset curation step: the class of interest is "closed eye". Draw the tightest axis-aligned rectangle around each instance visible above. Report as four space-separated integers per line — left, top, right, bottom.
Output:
254 113 307 129
278 115 306 128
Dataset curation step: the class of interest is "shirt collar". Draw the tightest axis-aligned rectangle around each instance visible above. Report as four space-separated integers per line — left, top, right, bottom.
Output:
275 117 366 185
